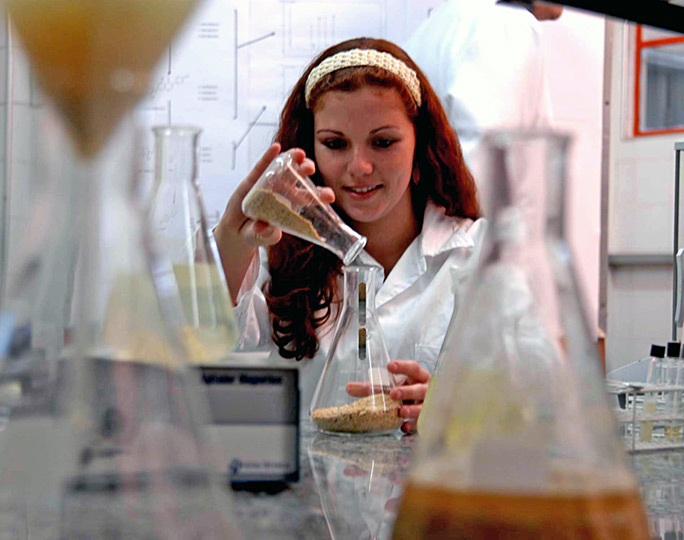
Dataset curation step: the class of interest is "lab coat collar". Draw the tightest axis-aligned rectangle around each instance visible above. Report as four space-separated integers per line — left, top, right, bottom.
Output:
374 201 479 308
420 202 476 257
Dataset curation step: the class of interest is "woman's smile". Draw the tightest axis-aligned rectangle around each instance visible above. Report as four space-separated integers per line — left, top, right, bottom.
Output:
343 183 384 199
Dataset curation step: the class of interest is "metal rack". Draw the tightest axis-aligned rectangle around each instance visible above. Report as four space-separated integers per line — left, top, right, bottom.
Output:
607 381 684 453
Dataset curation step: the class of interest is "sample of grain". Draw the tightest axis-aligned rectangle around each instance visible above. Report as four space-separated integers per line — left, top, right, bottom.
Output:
311 393 403 434
243 188 323 243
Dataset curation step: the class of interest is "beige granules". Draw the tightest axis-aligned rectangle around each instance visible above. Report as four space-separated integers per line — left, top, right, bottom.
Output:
311 393 403 434
243 188 323 243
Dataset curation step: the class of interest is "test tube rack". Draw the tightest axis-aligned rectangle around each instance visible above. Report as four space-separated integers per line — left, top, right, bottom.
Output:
607 381 684 453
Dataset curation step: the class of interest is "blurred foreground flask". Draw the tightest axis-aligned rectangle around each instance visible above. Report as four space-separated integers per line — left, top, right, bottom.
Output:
310 265 403 436
149 126 237 364
393 132 649 539
0 107 80 539
0 120 241 539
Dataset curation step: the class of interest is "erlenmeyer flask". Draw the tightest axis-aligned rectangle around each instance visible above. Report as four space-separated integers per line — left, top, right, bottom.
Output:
64 121 240 538
310 265 403 435
149 126 238 364
0 0 241 537
0 107 80 539
242 149 367 265
393 131 650 538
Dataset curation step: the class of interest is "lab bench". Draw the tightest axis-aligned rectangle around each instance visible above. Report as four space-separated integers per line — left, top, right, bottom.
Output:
233 419 683 539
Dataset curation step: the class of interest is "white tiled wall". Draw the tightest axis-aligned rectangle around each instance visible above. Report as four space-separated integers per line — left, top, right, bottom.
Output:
606 266 673 372
609 137 678 255
606 21 682 371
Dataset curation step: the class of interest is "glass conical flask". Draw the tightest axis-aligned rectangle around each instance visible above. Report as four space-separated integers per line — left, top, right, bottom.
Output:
393 131 650 538
4 0 201 158
149 126 238 364
0 0 241 534
66 120 240 538
0 106 80 539
310 265 403 436
241 149 367 265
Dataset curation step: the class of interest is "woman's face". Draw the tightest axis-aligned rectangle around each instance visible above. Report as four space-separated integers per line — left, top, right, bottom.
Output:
313 86 416 229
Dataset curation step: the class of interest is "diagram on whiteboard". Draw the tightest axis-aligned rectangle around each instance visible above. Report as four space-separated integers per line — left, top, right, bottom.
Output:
134 0 437 224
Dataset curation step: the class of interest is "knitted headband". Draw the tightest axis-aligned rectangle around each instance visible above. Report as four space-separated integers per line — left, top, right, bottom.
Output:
304 48 422 108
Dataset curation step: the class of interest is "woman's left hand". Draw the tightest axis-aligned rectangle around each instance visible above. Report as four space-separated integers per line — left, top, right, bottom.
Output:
345 359 431 434
387 360 431 434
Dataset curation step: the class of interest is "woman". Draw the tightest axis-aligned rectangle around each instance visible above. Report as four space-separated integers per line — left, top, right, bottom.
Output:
214 37 483 433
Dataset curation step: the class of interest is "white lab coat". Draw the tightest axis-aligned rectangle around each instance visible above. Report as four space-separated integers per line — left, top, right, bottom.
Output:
404 0 553 163
233 202 486 413
404 1 560 338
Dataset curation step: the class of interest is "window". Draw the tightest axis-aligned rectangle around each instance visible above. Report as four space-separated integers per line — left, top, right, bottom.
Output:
634 25 684 136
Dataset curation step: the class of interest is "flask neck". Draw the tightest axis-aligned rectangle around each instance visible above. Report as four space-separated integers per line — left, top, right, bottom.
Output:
483 132 569 251
152 127 202 194
342 265 380 318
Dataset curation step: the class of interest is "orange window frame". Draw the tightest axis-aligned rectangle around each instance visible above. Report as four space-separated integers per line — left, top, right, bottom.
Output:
634 25 684 137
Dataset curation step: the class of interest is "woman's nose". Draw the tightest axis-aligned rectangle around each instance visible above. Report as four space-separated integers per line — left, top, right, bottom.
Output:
347 148 373 176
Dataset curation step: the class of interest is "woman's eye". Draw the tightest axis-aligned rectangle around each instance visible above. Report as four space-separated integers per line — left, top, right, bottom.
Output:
374 138 395 148
322 139 346 150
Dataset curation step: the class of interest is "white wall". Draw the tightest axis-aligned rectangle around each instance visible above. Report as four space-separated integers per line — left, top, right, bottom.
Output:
606 21 681 371
543 8 605 335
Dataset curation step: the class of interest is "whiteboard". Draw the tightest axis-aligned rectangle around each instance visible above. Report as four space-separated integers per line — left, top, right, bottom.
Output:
134 0 442 225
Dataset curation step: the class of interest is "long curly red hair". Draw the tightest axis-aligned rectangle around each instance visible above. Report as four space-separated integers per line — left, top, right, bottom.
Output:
266 37 480 360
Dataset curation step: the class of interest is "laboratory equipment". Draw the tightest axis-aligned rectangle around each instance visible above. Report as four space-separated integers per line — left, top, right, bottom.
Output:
641 344 666 442
310 265 402 436
0 108 80 539
3 0 200 158
0 0 242 537
242 150 366 265
665 342 682 441
150 126 238 364
393 131 649 538
200 361 300 487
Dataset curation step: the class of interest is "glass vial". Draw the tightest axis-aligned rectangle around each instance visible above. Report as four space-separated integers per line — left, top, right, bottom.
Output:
393 131 649 539
664 341 681 441
641 344 665 442
310 265 402 435
149 126 237 364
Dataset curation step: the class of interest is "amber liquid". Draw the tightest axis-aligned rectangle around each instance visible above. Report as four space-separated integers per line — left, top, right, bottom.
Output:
6 0 199 156
392 483 650 540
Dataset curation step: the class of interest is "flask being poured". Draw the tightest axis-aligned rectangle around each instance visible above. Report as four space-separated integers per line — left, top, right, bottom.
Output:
241 149 366 265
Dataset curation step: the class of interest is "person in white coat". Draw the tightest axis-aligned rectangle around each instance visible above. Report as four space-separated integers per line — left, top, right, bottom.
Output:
404 0 564 340
403 0 562 165
214 37 484 432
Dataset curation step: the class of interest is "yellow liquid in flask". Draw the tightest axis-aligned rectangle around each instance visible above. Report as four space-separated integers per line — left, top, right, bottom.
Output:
5 0 199 156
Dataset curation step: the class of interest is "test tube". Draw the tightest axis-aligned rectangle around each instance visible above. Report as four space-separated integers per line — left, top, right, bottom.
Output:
641 344 665 442
665 341 682 441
